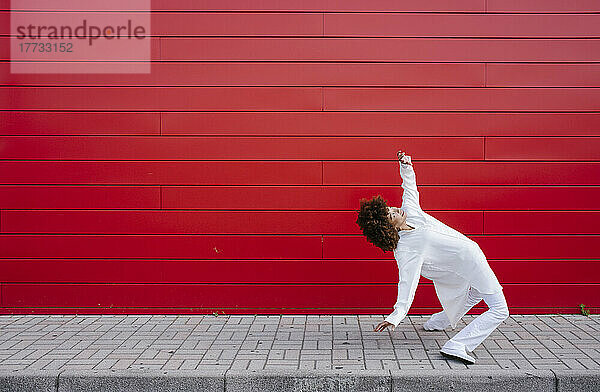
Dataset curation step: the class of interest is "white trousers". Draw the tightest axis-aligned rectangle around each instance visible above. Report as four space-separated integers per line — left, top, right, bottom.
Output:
427 287 509 352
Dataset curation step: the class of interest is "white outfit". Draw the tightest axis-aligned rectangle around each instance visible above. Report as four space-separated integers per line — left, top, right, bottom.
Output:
385 161 508 351
436 288 508 352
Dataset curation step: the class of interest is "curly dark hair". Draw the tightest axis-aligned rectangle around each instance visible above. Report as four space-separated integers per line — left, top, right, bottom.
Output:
355 194 399 253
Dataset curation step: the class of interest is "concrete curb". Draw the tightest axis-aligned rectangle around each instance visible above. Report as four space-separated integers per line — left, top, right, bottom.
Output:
0 370 57 392
554 369 600 392
390 369 555 392
0 369 598 392
227 368 390 392
58 369 226 392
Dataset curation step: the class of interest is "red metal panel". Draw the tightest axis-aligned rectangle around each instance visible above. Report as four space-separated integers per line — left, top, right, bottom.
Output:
487 64 600 87
1 283 597 308
152 13 322 36
5 86 599 112
0 161 322 185
1 161 597 186
418 186 600 211
486 137 600 161
1 259 597 284
487 0 600 13
162 112 600 136
0 87 322 111
324 162 600 185
160 38 600 61
0 136 483 160
323 88 600 111
0 186 160 209
0 11 323 36
477 235 600 260
0 12 323 37
163 186 600 211
8 12 600 38
0 235 323 259
324 14 600 37
0 210 483 235
12 1 593 14
484 212 600 234
0 233 574 261
0 112 160 135
4 160 600 186
1 3 599 315
0 0 487 12
0 62 484 87
324 235 600 260
6 210 600 236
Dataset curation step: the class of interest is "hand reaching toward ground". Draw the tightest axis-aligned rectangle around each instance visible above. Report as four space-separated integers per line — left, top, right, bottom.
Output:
373 320 395 332
396 150 412 165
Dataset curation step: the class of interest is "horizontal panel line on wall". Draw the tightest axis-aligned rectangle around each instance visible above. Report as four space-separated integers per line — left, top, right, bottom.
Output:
7 36 600 39
0 136 597 160
13 159 590 161
1 184 598 187
0 137 483 160
0 257 597 261
1 161 598 185
6 37 600 62
2 0 599 13
0 258 597 261
1 282 598 286
3 136 600 139
2 135 600 138
3 111 600 137
327 235 600 260
0 308 588 312
8 58 600 62
25 11 587 14
1 184 600 185
2 208 600 211
3 110 600 114
14 9 513 12
4 9 600 13
3 109 600 112
8 35 600 40
0 308 595 316
2 185 599 212
6 85 600 89
1 233 599 236
7 85 600 88
0 211 485 234
2 258 598 284
155 38 600 62
1 234 598 259
1 283 595 307
3 210 600 235
4 10 600 14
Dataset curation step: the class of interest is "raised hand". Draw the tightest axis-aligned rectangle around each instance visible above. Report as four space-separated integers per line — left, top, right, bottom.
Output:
396 150 413 165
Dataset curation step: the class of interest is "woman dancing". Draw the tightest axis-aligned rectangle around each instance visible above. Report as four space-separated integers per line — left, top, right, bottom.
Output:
355 150 509 364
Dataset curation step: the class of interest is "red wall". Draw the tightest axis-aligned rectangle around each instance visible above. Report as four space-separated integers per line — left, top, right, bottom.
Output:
1 0 599 315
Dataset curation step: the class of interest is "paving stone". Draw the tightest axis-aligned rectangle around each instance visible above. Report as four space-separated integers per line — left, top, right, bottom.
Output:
0 315 598 372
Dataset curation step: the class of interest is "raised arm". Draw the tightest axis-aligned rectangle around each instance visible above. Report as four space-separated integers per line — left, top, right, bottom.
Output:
384 251 424 328
399 159 423 213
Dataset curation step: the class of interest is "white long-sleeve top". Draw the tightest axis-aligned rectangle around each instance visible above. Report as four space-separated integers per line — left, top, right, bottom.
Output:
384 162 503 329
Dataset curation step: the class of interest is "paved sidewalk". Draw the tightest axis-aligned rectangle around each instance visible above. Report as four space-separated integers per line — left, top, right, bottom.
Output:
0 314 599 372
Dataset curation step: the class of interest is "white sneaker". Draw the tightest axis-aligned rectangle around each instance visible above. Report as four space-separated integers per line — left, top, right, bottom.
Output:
423 313 448 331
423 319 445 331
440 345 475 365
